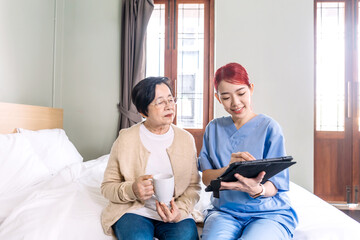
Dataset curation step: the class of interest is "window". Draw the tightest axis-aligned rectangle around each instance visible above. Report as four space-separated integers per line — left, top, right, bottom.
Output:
146 0 214 153
146 4 165 77
316 2 345 131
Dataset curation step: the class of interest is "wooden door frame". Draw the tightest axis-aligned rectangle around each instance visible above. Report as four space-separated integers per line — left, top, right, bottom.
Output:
351 0 360 203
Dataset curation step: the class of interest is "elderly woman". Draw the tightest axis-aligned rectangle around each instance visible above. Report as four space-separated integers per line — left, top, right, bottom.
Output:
101 77 200 240
198 63 298 240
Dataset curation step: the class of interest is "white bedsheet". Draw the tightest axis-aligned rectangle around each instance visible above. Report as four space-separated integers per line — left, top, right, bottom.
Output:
1 155 359 240
0 155 115 240
289 182 360 240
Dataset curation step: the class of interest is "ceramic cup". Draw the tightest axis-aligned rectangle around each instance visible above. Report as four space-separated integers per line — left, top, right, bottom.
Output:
153 173 174 205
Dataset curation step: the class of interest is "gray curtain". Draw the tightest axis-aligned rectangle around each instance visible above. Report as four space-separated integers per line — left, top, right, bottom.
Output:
118 0 154 131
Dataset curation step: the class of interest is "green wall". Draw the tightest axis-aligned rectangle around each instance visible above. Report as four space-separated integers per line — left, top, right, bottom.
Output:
0 0 121 161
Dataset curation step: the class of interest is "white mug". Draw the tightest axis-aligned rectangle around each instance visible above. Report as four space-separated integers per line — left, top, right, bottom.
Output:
153 173 174 205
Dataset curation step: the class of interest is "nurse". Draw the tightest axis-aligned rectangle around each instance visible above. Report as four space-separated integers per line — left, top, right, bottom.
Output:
198 62 298 240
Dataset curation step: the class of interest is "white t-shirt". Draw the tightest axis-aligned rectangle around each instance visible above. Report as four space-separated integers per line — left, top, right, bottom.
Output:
128 123 174 221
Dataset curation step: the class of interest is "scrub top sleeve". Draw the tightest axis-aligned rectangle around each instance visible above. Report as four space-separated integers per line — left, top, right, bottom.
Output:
198 126 214 172
263 121 286 158
198 152 214 171
264 121 289 191
268 169 289 192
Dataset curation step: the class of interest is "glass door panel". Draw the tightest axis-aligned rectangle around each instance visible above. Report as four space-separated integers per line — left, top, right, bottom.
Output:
176 3 204 129
316 2 345 131
146 4 165 77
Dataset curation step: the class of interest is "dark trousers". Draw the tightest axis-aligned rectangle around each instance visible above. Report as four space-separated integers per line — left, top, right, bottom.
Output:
112 213 199 240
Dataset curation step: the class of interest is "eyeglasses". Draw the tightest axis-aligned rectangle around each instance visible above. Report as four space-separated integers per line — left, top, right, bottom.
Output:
151 97 177 108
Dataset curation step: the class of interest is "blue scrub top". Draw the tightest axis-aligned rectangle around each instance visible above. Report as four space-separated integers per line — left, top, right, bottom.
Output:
198 114 298 234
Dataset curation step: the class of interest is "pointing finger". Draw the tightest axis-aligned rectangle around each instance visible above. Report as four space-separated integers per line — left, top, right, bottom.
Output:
242 152 256 161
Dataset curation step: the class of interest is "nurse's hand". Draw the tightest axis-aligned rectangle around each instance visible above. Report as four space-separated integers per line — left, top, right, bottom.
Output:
220 171 265 195
132 175 154 201
229 152 256 165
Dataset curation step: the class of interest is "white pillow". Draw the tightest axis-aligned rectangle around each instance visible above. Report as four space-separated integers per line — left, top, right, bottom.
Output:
0 133 51 195
17 128 83 174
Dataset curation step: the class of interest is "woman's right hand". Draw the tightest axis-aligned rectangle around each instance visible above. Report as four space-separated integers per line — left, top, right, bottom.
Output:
132 175 154 201
202 152 256 186
229 152 256 165
220 151 259 193
220 171 265 194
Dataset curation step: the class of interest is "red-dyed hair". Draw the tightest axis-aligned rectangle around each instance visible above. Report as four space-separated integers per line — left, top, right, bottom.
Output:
214 63 250 91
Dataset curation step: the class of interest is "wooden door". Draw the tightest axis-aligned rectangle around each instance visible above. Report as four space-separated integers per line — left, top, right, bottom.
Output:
315 0 360 204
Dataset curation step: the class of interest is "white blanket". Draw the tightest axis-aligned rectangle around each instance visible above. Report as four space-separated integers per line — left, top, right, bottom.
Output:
1 155 359 240
0 155 114 240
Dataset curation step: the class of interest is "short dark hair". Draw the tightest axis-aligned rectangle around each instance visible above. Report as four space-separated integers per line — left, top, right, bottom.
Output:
131 77 172 117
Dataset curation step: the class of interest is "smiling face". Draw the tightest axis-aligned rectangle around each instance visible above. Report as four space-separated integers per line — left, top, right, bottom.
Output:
144 83 176 132
216 80 255 127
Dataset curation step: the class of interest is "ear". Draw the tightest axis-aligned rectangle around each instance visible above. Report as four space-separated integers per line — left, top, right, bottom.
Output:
215 92 221 103
249 83 254 95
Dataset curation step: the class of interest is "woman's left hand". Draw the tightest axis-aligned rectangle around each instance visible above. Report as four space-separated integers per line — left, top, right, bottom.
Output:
156 198 181 223
220 171 266 196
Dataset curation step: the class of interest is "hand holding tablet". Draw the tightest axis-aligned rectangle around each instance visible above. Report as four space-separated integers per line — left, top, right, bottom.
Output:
205 156 296 198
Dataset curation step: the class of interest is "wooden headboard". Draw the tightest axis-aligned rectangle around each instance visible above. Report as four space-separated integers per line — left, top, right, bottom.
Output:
0 102 63 134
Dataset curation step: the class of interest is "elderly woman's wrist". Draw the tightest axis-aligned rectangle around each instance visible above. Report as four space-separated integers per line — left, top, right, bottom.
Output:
125 181 137 201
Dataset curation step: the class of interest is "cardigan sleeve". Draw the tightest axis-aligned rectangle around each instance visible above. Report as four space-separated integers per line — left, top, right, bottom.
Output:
101 136 137 203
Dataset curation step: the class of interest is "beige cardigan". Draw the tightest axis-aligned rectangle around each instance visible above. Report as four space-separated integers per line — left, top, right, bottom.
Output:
101 123 201 235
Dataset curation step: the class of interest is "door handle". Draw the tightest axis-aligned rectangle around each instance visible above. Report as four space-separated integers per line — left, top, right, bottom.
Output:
346 185 351 204
347 82 351 118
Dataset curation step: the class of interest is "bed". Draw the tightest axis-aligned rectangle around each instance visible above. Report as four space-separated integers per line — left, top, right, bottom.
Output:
1 102 360 240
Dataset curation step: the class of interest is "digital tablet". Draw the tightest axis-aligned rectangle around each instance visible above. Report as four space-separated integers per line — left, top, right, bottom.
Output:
205 156 296 193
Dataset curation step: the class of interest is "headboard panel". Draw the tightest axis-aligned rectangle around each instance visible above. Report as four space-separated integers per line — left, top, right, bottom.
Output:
0 102 63 134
